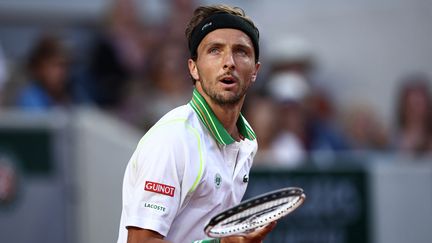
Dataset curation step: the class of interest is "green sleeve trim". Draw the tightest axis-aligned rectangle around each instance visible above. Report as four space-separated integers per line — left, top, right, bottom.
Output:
193 239 220 243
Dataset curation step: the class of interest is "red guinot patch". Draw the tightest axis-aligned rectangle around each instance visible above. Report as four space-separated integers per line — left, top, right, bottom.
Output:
145 181 175 197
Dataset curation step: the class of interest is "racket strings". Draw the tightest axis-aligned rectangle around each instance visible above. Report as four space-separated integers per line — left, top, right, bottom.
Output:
220 195 301 227
221 199 287 226
205 188 306 238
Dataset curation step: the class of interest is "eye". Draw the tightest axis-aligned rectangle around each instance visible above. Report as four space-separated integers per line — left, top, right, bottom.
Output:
208 47 220 54
235 48 249 57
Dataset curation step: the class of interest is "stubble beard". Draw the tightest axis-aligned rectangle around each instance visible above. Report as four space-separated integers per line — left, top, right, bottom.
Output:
200 78 248 107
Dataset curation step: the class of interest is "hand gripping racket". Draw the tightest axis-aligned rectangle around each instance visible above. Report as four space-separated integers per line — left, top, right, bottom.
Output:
204 187 306 238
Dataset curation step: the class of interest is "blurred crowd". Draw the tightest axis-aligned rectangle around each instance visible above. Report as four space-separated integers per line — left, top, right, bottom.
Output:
0 0 431 166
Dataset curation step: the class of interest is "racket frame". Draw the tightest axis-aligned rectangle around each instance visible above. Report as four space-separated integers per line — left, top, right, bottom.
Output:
204 187 306 237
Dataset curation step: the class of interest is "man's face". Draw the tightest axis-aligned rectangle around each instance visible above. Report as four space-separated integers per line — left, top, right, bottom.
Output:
188 28 260 106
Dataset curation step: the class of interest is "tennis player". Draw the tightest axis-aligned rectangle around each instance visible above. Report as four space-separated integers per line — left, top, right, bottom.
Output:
117 4 276 243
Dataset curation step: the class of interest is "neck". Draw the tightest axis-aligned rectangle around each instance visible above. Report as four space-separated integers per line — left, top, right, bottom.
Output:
196 85 244 141
212 101 243 140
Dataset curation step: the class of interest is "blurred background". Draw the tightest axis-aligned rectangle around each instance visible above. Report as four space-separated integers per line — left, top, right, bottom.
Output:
0 0 431 242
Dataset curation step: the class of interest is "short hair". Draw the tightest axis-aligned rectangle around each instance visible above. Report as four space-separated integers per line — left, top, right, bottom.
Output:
185 4 259 61
27 35 68 72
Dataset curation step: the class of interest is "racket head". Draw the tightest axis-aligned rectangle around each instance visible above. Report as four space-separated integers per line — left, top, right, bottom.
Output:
204 187 305 238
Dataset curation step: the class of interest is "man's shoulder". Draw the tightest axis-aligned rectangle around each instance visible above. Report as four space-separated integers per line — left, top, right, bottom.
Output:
144 104 202 139
158 104 193 122
133 104 205 161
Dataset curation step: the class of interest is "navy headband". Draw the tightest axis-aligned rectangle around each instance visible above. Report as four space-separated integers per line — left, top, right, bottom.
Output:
188 13 260 62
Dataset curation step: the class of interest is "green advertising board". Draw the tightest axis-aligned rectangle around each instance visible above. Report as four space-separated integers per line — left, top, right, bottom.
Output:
0 128 53 175
245 167 369 243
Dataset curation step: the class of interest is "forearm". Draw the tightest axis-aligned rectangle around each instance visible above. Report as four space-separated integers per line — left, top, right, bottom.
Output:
127 227 170 243
127 237 169 243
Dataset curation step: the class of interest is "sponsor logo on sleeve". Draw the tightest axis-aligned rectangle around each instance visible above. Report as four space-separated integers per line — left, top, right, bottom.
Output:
144 181 175 197
141 202 167 212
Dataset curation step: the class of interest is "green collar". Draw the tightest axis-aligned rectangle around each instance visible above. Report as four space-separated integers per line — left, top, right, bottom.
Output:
189 89 256 145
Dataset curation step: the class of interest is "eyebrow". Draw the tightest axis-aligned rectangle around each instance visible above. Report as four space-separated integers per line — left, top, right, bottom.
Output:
202 41 224 49
202 41 253 51
233 43 253 51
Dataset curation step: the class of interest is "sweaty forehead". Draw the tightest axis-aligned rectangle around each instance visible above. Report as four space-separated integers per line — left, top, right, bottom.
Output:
199 29 254 49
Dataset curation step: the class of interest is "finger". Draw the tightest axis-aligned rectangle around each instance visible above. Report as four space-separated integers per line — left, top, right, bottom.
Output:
262 221 277 232
249 221 277 237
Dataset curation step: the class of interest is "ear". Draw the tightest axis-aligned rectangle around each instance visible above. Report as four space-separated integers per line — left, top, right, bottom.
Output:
188 59 200 81
251 61 261 82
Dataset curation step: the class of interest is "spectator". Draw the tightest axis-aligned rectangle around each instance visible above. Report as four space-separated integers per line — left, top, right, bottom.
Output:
265 71 309 167
393 73 432 156
265 71 351 166
83 0 152 109
15 35 72 110
145 39 192 118
119 39 192 130
164 0 197 42
243 94 279 165
99 0 199 129
251 36 350 167
342 104 389 151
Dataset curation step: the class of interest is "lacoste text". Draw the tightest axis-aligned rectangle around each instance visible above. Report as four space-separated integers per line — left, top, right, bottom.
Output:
143 202 166 212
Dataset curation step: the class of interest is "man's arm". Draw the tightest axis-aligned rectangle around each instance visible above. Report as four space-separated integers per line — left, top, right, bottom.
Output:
127 227 170 243
126 222 276 243
221 221 277 243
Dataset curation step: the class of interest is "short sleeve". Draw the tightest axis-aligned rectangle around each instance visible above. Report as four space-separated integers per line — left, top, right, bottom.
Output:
122 122 190 236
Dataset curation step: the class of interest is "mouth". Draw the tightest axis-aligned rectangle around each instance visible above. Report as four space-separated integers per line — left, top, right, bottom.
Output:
219 76 238 86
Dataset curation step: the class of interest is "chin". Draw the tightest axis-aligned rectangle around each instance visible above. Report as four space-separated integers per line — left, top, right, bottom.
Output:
214 93 243 106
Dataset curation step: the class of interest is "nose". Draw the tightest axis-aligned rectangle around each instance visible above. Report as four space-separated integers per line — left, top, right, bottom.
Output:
223 51 235 70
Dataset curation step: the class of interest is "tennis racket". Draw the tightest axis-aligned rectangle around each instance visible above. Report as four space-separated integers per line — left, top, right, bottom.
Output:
204 187 305 238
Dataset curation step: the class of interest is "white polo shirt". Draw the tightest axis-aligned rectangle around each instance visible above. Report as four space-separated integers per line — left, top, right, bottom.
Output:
117 89 257 242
